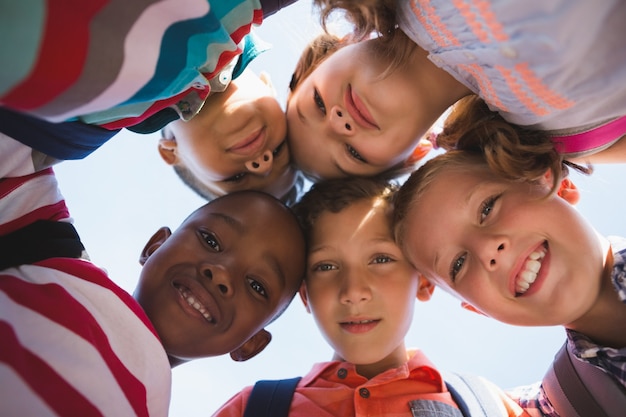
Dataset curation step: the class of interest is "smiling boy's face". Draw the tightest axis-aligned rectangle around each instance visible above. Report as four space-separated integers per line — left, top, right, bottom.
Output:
159 70 297 200
135 191 305 363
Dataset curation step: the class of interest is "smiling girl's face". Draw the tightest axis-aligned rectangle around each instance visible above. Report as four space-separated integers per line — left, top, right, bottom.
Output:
286 38 433 180
400 165 604 328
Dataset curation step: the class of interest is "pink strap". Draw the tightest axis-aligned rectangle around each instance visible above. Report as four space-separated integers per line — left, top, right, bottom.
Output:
551 115 626 155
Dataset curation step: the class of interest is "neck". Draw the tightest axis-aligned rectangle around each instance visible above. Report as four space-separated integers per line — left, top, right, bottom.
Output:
405 43 473 110
333 343 409 380
567 247 626 348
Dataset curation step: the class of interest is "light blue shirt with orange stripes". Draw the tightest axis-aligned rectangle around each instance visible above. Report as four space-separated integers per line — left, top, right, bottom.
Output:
397 0 626 138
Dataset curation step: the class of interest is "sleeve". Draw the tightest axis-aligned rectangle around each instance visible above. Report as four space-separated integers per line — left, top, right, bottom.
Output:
506 382 554 417
261 0 300 18
211 386 254 417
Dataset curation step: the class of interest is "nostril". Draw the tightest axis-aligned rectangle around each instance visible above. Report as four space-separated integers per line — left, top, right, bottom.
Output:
345 123 351 131
498 244 504 251
337 110 342 117
490 259 496 265
263 154 269 162
203 269 212 279
218 284 228 294
252 162 260 169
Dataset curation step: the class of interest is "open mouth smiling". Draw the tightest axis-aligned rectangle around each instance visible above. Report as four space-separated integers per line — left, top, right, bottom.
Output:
514 242 547 296
175 284 215 323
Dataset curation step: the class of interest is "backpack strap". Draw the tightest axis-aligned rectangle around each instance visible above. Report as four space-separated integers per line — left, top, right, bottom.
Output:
542 342 626 417
243 377 302 417
442 372 509 417
0 220 86 269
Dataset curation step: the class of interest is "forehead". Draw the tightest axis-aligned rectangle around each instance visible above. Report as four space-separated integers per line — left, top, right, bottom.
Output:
312 200 393 244
192 193 295 231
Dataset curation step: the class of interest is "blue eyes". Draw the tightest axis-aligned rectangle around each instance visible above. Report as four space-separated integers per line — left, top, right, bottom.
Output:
313 88 326 114
448 194 501 282
479 195 499 223
450 254 466 282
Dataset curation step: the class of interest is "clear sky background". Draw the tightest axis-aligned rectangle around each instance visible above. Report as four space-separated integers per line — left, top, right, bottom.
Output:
54 2 626 416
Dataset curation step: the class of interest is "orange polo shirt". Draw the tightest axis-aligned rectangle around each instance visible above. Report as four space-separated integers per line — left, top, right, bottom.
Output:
212 349 528 417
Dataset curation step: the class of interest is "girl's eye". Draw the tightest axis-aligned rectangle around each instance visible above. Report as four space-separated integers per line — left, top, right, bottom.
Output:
272 140 286 157
223 172 247 183
313 88 326 115
200 231 221 251
450 253 466 282
247 278 267 298
346 144 367 163
479 194 500 223
372 255 393 264
312 263 337 272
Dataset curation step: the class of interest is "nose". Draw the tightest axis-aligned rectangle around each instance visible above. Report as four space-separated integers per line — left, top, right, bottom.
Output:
328 105 355 136
475 235 508 271
244 149 273 176
339 269 372 305
202 265 234 297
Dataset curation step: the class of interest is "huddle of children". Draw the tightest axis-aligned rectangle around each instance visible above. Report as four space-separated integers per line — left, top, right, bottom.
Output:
1 0 625 415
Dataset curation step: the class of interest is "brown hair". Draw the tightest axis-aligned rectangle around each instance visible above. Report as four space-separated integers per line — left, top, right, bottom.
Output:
292 176 398 244
433 95 591 185
289 0 416 95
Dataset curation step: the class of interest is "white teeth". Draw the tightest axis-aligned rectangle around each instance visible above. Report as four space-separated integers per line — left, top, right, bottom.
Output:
179 287 213 322
515 247 546 295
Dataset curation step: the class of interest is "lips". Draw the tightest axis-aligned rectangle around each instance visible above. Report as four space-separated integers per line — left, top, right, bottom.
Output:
228 127 266 156
339 318 380 334
174 282 218 324
344 85 379 130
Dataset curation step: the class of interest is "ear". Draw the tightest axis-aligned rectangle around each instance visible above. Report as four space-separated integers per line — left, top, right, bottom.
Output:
556 178 580 205
158 137 179 166
229 329 271 362
404 138 433 166
461 301 487 316
298 282 311 313
416 274 435 302
139 227 172 265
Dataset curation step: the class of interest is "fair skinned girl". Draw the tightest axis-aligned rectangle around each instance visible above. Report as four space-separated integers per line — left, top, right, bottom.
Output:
286 0 626 181
393 149 626 414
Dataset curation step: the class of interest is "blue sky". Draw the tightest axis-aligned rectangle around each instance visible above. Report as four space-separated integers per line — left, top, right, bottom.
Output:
54 2 626 415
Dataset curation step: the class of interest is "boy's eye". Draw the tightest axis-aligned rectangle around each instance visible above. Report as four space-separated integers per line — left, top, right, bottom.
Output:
272 140 286 157
223 172 247 183
313 88 326 115
200 231 221 251
371 255 393 264
346 144 367 163
479 194 500 223
247 278 267 298
449 253 466 282
312 263 337 272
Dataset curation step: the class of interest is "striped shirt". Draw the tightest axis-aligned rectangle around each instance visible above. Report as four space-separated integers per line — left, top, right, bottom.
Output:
0 138 172 416
0 0 264 131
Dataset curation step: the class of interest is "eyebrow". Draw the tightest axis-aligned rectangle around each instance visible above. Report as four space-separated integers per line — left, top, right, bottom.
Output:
209 212 245 234
264 253 286 291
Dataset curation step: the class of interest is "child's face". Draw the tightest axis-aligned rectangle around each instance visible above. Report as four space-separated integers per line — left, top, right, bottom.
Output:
161 70 297 199
300 199 425 375
400 168 604 327
135 191 305 363
286 39 430 180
